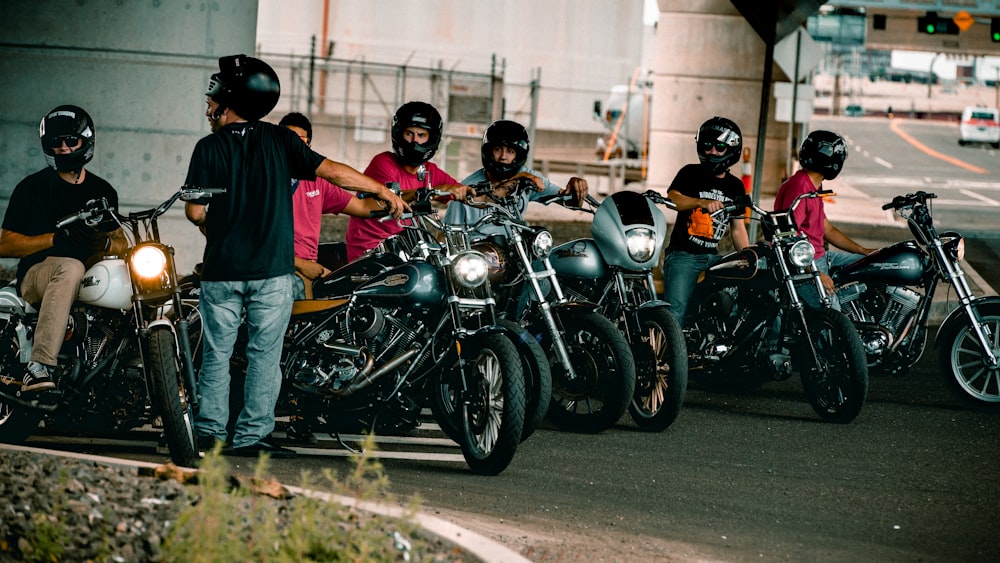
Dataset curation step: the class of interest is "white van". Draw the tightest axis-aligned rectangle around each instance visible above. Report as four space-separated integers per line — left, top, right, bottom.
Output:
958 106 1000 148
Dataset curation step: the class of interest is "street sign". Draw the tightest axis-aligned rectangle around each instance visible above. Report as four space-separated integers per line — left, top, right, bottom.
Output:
953 10 975 32
774 28 820 82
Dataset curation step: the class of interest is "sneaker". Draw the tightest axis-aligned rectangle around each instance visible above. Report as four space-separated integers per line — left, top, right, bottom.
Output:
22 362 56 392
222 440 298 459
285 421 318 446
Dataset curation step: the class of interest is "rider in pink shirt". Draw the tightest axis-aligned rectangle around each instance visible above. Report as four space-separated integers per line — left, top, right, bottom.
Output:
345 102 468 261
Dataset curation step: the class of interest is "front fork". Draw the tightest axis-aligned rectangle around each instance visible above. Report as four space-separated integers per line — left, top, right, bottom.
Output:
932 243 1000 367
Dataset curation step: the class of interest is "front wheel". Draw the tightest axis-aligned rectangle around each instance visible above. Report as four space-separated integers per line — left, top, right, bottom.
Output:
628 307 688 432
796 308 869 423
546 311 636 434
147 326 200 467
498 319 551 442
938 303 1000 413
431 333 525 475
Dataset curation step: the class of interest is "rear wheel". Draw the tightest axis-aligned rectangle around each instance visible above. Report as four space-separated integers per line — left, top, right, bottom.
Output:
0 326 44 443
431 333 525 475
797 308 869 423
938 303 1000 413
628 307 688 432
546 311 635 434
147 326 199 467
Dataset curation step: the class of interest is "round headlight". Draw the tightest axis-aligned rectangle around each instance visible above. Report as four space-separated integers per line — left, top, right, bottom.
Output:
625 228 657 262
789 240 816 268
451 251 490 288
130 245 168 279
531 230 553 258
941 233 965 262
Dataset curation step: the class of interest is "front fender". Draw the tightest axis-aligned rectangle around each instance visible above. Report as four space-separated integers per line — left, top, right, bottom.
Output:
936 296 1000 346
551 300 603 317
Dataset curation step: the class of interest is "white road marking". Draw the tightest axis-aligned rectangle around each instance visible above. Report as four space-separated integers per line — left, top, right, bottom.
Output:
873 157 893 169
960 189 1000 206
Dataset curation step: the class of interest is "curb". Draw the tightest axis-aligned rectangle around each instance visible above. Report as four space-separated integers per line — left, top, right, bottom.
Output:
0 443 529 563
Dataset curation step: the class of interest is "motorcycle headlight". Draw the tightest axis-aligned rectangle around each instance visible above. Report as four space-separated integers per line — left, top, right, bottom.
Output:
531 229 553 259
131 245 168 279
789 240 816 268
941 232 965 262
451 251 490 288
625 228 657 262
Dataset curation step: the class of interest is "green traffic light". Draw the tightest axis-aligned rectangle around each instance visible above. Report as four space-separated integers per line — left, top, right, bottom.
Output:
994 32 1000 41
926 23 936 34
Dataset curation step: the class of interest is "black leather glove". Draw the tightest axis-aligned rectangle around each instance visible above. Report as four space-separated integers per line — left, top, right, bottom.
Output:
53 222 109 254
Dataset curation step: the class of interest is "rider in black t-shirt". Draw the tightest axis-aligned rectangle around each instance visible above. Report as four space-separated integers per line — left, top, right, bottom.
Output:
661 116 750 328
0 105 125 392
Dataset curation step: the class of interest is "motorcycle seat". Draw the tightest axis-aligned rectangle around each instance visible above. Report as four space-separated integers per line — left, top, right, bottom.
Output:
291 298 348 316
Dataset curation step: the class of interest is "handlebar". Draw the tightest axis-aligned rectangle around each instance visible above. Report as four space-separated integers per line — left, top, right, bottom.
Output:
882 191 936 211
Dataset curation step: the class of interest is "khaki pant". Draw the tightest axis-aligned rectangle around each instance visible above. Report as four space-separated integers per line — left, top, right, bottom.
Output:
21 257 84 366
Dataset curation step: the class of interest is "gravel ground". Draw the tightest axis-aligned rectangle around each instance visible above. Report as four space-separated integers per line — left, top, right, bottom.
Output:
0 447 472 562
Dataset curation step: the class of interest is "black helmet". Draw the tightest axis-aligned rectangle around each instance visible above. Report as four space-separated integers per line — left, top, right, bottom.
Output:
39 105 95 173
206 54 280 121
696 116 742 175
481 120 529 181
390 101 443 166
799 130 848 180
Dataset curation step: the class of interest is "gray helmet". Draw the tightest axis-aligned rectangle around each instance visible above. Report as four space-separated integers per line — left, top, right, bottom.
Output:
39 105 95 173
799 130 848 180
696 116 742 174
206 54 280 121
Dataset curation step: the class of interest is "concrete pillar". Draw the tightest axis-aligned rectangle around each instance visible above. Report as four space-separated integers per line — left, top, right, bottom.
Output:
647 0 788 196
0 0 258 274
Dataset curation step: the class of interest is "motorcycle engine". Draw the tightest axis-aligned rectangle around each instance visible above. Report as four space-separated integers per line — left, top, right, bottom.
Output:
838 282 921 356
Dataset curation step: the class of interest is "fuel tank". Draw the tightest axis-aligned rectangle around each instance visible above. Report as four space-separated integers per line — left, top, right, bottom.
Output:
313 252 404 298
549 239 608 281
698 245 777 292
77 259 133 310
833 240 927 286
352 260 444 309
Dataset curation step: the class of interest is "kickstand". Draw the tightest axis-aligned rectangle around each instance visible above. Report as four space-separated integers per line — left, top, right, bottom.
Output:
333 432 363 454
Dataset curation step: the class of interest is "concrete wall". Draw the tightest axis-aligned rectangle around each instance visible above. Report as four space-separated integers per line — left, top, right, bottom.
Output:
0 0 259 274
647 0 789 194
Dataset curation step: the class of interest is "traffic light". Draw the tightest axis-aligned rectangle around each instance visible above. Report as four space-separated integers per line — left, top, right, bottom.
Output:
992 18 1000 42
917 11 960 35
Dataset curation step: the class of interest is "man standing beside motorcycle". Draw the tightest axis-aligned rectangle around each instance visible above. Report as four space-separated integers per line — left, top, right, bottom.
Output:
773 130 875 306
660 116 750 328
0 105 126 393
442 119 589 232
345 101 470 261
183 54 405 458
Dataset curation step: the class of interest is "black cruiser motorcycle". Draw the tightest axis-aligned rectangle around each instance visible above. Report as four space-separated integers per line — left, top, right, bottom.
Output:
648 190 869 423
0 188 211 467
831 191 1000 412
548 190 688 432
225 190 528 475
459 180 636 434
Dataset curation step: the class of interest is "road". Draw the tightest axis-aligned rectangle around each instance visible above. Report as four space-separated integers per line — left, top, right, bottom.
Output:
16 115 1000 562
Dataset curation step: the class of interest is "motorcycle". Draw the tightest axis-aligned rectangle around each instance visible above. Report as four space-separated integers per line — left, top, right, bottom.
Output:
227 189 528 475
548 190 688 432
647 189 869 423
831 191 1000 412
0 187 212 467
459 180 637 434
310 181 552 443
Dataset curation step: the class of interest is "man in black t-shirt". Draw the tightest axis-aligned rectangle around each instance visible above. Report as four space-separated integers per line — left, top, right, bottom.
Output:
183 54 405 459
661 117 750 328
0 105 125 392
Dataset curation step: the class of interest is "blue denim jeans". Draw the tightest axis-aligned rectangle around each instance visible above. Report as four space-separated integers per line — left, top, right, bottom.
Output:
661 250 721 328
797 251 864 311
195 274 294 448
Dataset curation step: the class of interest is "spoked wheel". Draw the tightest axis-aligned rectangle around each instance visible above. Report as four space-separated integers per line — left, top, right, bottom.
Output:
796 308 869 423
147 326 200 467
628 306 688 432
430 333 525 475
546 311 635 434
498 319 551 441
938 303 1000 413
